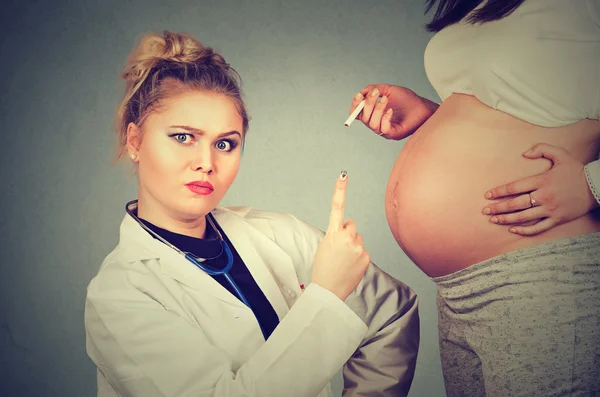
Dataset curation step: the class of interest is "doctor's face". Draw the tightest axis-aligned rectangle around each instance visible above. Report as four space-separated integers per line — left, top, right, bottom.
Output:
129 90 243 223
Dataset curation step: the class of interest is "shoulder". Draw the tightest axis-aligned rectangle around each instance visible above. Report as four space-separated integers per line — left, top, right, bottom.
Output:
214 206 324 239
214 205 294 223
86 245 153 303
214 206 325 255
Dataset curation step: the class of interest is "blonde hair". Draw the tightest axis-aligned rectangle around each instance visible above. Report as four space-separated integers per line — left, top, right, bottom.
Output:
114 31 249 160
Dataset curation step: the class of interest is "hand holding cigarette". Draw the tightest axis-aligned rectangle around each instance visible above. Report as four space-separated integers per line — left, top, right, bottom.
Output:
344 84 439 140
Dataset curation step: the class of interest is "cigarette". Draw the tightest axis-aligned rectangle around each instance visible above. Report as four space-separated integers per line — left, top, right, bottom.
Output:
344 99 366 127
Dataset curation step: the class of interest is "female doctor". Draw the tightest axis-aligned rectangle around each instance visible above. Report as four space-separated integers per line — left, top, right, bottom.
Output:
84 31 420 397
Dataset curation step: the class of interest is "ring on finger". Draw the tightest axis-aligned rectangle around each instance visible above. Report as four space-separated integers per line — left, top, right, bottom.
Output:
529 193 537 207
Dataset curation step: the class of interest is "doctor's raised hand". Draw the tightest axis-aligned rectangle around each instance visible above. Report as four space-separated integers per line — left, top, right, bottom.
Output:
311 172 371 301
84 31 419 397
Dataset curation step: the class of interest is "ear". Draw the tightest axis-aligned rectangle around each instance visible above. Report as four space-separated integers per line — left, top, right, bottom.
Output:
126 122 142 156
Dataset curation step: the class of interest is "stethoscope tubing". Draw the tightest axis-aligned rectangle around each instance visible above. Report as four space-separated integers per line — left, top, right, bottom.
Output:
125 200 267 339
184 241 252 308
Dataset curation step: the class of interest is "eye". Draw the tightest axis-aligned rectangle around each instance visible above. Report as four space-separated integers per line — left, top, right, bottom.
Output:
216 139 238 152
169 133 193 144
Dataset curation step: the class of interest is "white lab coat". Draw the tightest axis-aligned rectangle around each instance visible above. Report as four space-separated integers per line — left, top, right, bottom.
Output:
85 205 419 397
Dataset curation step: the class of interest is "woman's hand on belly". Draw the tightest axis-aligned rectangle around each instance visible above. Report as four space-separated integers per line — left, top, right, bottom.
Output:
348 84 439 140
482 143 599 236
383 95 600 276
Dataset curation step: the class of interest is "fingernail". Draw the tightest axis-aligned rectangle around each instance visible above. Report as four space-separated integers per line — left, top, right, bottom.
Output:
385 108 393 115
340 170 347 181
523 149 533 156
490 216 499 224
380 95 388 104
371 88 379 97
485 191 493 199
483 207 491 215
509 227 517 233
355 92 363 100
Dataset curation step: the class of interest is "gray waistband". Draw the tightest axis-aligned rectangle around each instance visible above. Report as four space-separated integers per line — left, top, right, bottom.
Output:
431 232 600 285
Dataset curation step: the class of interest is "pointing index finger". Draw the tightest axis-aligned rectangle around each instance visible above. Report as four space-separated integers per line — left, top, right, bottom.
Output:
327 171 348 234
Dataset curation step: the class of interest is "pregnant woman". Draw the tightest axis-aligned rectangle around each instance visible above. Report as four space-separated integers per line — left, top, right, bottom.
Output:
350 0 600 395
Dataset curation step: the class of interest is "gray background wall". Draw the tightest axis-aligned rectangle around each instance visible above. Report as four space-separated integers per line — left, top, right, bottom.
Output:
0 0 445 395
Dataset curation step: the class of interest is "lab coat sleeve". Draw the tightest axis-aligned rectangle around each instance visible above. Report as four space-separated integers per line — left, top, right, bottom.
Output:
341 261 419 397
85 273 368 397
290 216 420 397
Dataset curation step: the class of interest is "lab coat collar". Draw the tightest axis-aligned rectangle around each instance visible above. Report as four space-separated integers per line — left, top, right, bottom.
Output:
118 205 252 262
118 204 295 318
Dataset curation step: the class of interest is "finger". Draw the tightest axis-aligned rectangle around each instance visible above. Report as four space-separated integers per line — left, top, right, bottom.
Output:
358 84 380 97
485 175 540 199
368 96 388 134
360 88 380 124
354 232 364 247
523 143 569 165
343 219 357 237
360 250 371 267
380 108 393 136
327 171 348 234
483 193 534 215
489 206 546 225
508 218 554 236
349 92 365 115
353 242 365 256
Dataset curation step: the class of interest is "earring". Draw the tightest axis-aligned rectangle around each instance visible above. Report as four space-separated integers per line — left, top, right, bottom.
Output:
130 153 137 161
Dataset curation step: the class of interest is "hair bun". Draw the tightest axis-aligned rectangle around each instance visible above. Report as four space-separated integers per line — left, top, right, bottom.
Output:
122 30 228 87
160 31 219 64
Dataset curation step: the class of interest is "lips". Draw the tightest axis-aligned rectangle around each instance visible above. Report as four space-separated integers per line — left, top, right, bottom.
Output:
186 181 214 190
185 181 214 196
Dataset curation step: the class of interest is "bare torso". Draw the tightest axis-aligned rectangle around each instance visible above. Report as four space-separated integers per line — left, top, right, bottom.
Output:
385 94 600 277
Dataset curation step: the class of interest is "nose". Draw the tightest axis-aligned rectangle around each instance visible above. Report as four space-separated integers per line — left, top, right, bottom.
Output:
190 147 214 174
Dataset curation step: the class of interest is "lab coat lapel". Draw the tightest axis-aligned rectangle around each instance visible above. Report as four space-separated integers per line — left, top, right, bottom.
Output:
121 207 302 317
120 214 247 308
215 210 296 320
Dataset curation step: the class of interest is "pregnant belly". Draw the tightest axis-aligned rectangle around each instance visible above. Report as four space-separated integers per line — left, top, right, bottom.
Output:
385 95 600 277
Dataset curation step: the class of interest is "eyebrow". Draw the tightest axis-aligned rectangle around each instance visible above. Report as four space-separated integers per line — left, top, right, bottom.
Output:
169 125 242 138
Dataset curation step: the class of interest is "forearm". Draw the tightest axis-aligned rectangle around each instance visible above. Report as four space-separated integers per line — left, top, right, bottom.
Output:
342 264 420 397
288 215 420 394
236 283 369 396
86 283 368 397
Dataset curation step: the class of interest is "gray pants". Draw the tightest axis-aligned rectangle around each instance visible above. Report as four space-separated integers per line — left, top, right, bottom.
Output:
433 233 600 397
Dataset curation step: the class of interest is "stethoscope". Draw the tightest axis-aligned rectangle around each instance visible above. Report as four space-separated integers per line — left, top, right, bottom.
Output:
125 200 268 339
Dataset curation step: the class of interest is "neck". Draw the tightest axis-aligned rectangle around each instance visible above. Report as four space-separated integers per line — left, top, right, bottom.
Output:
136 197 209 239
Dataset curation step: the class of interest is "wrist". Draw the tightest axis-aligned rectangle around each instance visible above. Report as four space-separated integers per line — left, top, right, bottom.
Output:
310 279 347 301
420 96 440 117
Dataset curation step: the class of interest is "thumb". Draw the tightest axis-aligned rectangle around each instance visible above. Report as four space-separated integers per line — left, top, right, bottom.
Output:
522 143 568 165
